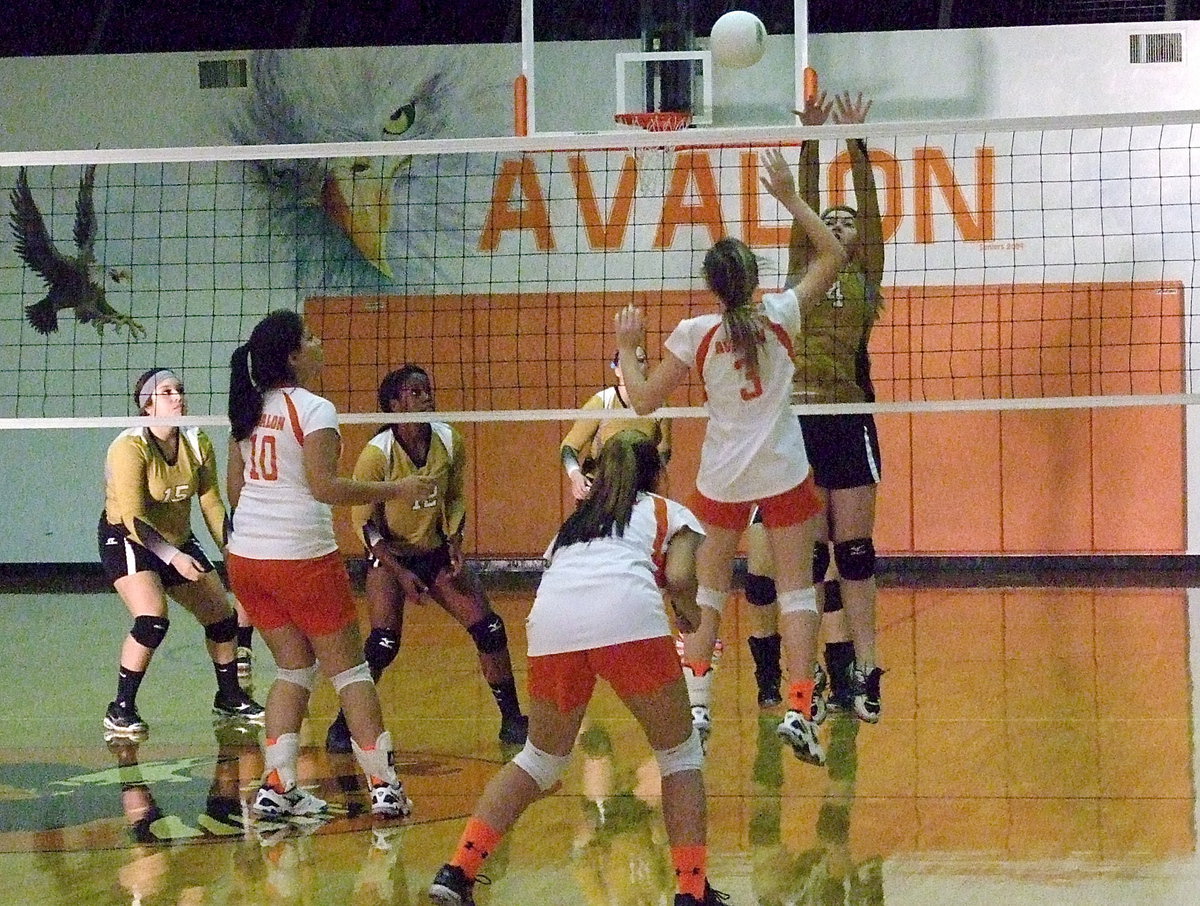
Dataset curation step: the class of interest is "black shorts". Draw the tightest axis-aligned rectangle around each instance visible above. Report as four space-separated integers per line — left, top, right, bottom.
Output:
371 542 453 588
799 413 882 491
98 516 213 588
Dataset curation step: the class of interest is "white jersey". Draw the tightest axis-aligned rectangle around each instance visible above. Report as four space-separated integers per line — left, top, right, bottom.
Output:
664 288 810 502
526 493 704 656
227 386 340 560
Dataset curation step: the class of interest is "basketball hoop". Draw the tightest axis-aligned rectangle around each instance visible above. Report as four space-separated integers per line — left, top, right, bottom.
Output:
614 111 692 195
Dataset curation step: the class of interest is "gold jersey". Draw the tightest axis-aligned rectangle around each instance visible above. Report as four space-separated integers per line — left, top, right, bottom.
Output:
103 426 226 549
561 387 672 472
352 422 466 554
793 269 883 404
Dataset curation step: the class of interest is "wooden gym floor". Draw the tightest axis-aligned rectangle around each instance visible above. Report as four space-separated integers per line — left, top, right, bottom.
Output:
0 576 1195 905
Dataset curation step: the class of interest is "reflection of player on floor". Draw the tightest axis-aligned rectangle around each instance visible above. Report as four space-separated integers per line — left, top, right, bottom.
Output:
324 364 528 752
226 310 430 820
745 91 886 725
429 431 729 906
617 149 846 766
99 367 264 738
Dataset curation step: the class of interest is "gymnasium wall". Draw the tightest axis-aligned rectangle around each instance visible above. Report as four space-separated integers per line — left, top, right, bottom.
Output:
0 22 1197 562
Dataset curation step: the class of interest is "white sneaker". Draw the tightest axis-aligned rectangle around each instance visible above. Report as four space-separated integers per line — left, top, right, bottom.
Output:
811 663 828 725
777 709 825 766
252 783 328 819
370 780 413 818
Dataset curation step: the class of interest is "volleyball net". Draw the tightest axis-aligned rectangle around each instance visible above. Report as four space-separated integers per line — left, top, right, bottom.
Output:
1 109 1197 425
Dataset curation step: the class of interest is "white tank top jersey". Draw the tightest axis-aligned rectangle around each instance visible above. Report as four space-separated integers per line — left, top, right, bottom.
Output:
227 387 340 560
526 492 705 656
664 288 811 503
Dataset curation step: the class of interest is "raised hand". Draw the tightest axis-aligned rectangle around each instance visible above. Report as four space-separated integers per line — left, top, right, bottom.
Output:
758 148 799 204
614 304 645 351
832 90 873 125
793 90 832 126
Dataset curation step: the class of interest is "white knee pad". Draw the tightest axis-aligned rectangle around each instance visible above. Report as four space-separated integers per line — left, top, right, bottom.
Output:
778 587 818 616
512 741 571 792
331 661 373 693
655 729 704 777
275 663 319 691
696 585 727 616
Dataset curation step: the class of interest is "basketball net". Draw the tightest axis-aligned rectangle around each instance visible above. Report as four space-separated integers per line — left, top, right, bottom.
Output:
614 110 692 196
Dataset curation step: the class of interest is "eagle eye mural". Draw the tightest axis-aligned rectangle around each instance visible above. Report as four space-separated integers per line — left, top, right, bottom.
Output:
8 165 144 338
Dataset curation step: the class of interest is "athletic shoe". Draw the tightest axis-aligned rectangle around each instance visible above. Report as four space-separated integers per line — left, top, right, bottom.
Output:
213 688 266 723
103 701 148 737
251 783 328 819
236 646 253 678
498 713 529 745
325 711 352 754
674 881 731 905
811 663 829 725
370 779 414 818
429 863 490 906
777 709 825 766
852 667 883 724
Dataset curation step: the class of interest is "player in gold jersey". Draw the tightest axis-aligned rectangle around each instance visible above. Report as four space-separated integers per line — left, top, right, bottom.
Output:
323 365 528 752
561 348 672 501
746 92 886 724
99 368 264 737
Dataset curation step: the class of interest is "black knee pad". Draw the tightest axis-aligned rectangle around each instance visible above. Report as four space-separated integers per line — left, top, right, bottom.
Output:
812 541 831 584
364 628 401 675
822 579 844 614
468 614 508 654
833 538 875 582
204 614 238 644
130 615 169 649
743 573 777 607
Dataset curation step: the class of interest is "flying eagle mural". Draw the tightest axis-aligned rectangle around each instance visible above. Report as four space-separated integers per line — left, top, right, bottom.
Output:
8 165 143 337
230 47 509 293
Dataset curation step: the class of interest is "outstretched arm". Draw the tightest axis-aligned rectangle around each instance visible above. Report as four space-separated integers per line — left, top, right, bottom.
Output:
760 149 847 315
614 305 689 415
834 91 884 289
787 91 831 287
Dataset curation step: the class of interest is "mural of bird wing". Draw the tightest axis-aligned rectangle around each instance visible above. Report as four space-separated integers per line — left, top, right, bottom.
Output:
72 164 97 264
9 168 81 294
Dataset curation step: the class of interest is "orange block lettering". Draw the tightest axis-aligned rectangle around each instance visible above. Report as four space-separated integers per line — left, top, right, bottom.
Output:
913 146 995 244
570 154 637 250
654 151 725 249
480 156 555 251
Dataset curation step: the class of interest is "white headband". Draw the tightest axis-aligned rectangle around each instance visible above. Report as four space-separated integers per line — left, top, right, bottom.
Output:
138 370 179 409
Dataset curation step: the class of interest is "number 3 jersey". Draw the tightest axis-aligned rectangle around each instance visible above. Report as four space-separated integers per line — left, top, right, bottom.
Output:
227 386 340 560
103 425 226 557
664 288 810 504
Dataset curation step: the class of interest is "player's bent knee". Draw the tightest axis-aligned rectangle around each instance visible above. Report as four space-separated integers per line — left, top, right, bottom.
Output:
655 729 704 777
812 541 831 584
467 614 508 654
275 663 319 691
130 615 170 649
330 661 373 693
512 741 571 791
696 586 727 616
778 587 818 615
743 573 777 607
203 613 238 643
364 628 400 673
834 538 876 582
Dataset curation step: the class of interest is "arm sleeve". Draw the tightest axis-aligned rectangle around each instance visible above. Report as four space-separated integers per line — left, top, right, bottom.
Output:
194 431 228 548
560 392 606 468
351 440 388 547
444 427 468 540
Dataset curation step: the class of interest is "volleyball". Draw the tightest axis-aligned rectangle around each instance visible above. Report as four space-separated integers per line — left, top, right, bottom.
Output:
710 11 767 69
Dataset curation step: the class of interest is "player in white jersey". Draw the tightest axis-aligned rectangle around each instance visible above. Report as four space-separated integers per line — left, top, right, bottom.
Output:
614 148 847 766
429 431 732 906
225 309 433 821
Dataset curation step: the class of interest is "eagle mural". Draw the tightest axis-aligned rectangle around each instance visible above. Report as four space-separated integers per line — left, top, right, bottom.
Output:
230 46 510 293
8 165 143 337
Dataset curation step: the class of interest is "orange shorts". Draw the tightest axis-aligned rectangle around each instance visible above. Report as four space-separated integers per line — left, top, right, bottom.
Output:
226 551 356 637
690 474 821 532
528 636 682 714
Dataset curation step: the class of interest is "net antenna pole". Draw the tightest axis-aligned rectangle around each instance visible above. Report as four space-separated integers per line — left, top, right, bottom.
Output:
515 0 534 135
795 0 818 115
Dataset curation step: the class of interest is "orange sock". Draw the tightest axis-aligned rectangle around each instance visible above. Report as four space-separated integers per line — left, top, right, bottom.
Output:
449 816 503 881
788 678 816 719
683 660 712 677
263 768 286 793
671 844 707 898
